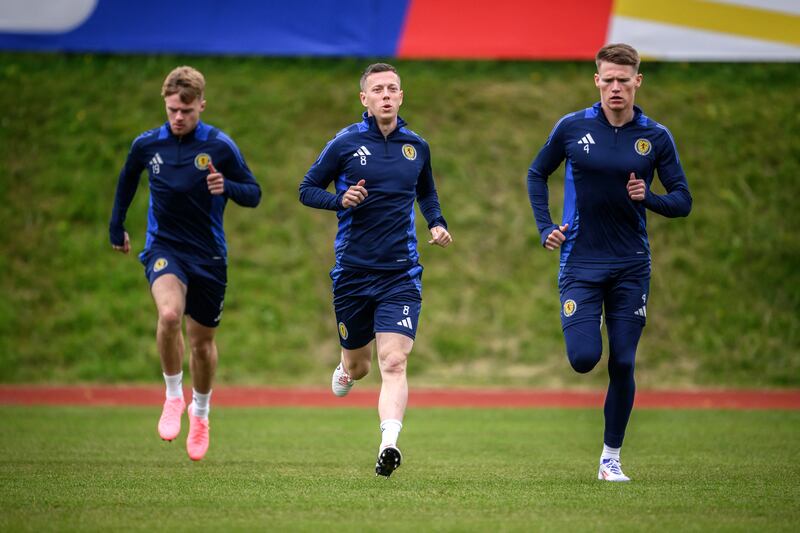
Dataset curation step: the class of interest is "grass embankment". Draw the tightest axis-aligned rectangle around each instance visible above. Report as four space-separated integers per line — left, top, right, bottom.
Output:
0 55 797 386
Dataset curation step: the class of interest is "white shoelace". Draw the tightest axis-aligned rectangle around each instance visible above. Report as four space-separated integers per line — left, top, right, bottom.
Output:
603 458 624 474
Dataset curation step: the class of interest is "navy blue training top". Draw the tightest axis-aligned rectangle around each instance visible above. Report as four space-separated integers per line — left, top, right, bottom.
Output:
109 121 261 263
299 113 447 272
527 102 692 265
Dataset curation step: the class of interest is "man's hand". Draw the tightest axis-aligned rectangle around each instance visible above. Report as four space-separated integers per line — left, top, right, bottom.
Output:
112 231 131 254
545 224 569 250
428 225 452 247
341 179 368 208
207 162 225 195
627 172 646 201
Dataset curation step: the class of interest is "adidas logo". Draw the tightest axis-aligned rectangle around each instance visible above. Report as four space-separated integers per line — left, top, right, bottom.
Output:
634 306 647 318
353 145 371 165
396 317 413 329
149 153 163 174
577 133 596 145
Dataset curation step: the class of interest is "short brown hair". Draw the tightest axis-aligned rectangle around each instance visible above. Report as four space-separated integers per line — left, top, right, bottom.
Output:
161 66 205 103
359 63 400 91
596 43 640 71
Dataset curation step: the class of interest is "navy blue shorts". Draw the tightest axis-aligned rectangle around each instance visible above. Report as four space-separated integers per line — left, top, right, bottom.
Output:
331 266 423 349
140 248 227 328
558 261 650 330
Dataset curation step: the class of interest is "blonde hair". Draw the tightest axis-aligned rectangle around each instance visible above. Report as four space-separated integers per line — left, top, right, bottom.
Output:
596 43 640 72
161 66 205 103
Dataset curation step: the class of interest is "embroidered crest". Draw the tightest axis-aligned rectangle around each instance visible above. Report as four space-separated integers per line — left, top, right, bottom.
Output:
194 153 212 170
402 144 417 161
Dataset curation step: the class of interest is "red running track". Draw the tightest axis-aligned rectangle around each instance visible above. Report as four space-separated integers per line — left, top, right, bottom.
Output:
1 386 799 409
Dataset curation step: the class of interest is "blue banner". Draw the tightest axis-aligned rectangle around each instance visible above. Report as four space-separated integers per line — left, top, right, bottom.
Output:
0 0 410 56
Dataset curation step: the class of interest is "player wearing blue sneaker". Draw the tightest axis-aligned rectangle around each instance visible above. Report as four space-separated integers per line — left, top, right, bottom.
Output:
110 66 261 460
300 63 452 477
527 44 692 481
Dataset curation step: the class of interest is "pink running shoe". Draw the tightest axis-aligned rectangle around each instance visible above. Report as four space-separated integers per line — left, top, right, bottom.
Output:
186 405 210 461
158 397 186 441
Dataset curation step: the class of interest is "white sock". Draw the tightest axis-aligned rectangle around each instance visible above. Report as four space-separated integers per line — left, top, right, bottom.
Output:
601 444 621 461
380 419 403 449
191 389 212 419
163 372 183 400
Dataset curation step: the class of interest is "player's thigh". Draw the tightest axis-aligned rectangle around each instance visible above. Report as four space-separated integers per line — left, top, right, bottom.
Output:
563 319 604 372
331 270 377 349
144 251 188 317
558 266 604 331
374 280 422 342
605 262 650 326
375 331 414 363
333 290 376 350
184 263 227 329
342 342 374 369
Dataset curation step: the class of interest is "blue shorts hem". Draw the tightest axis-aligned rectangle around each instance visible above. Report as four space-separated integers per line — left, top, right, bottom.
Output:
339 336 375 350
375 328 416 341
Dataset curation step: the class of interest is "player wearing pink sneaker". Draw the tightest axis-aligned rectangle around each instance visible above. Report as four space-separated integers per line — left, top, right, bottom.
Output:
110 66 261 461
186 400 210 461
158 396 186 441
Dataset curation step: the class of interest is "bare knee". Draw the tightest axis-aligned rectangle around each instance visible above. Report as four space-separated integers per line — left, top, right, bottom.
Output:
158 308 182 331
379 351 407 377
190 338 216 362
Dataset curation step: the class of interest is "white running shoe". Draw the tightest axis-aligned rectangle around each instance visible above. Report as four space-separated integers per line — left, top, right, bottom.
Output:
598 458 631 482
331 362 354 397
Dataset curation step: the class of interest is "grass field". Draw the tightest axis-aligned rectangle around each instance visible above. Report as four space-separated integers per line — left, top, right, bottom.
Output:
1 406 798 531
0 54 798 388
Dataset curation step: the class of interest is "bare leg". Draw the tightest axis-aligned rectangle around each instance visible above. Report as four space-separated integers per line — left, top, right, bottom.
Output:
342 341 373 380
150 275 187 375
185 316 215 461
185 316 218 394
375 332 413 422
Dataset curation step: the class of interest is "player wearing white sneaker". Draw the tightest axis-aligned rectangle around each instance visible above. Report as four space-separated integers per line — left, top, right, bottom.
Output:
300 63 451 476
598 444 630 481
598 457 630 482
331 360 354 397
527 43 691 482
